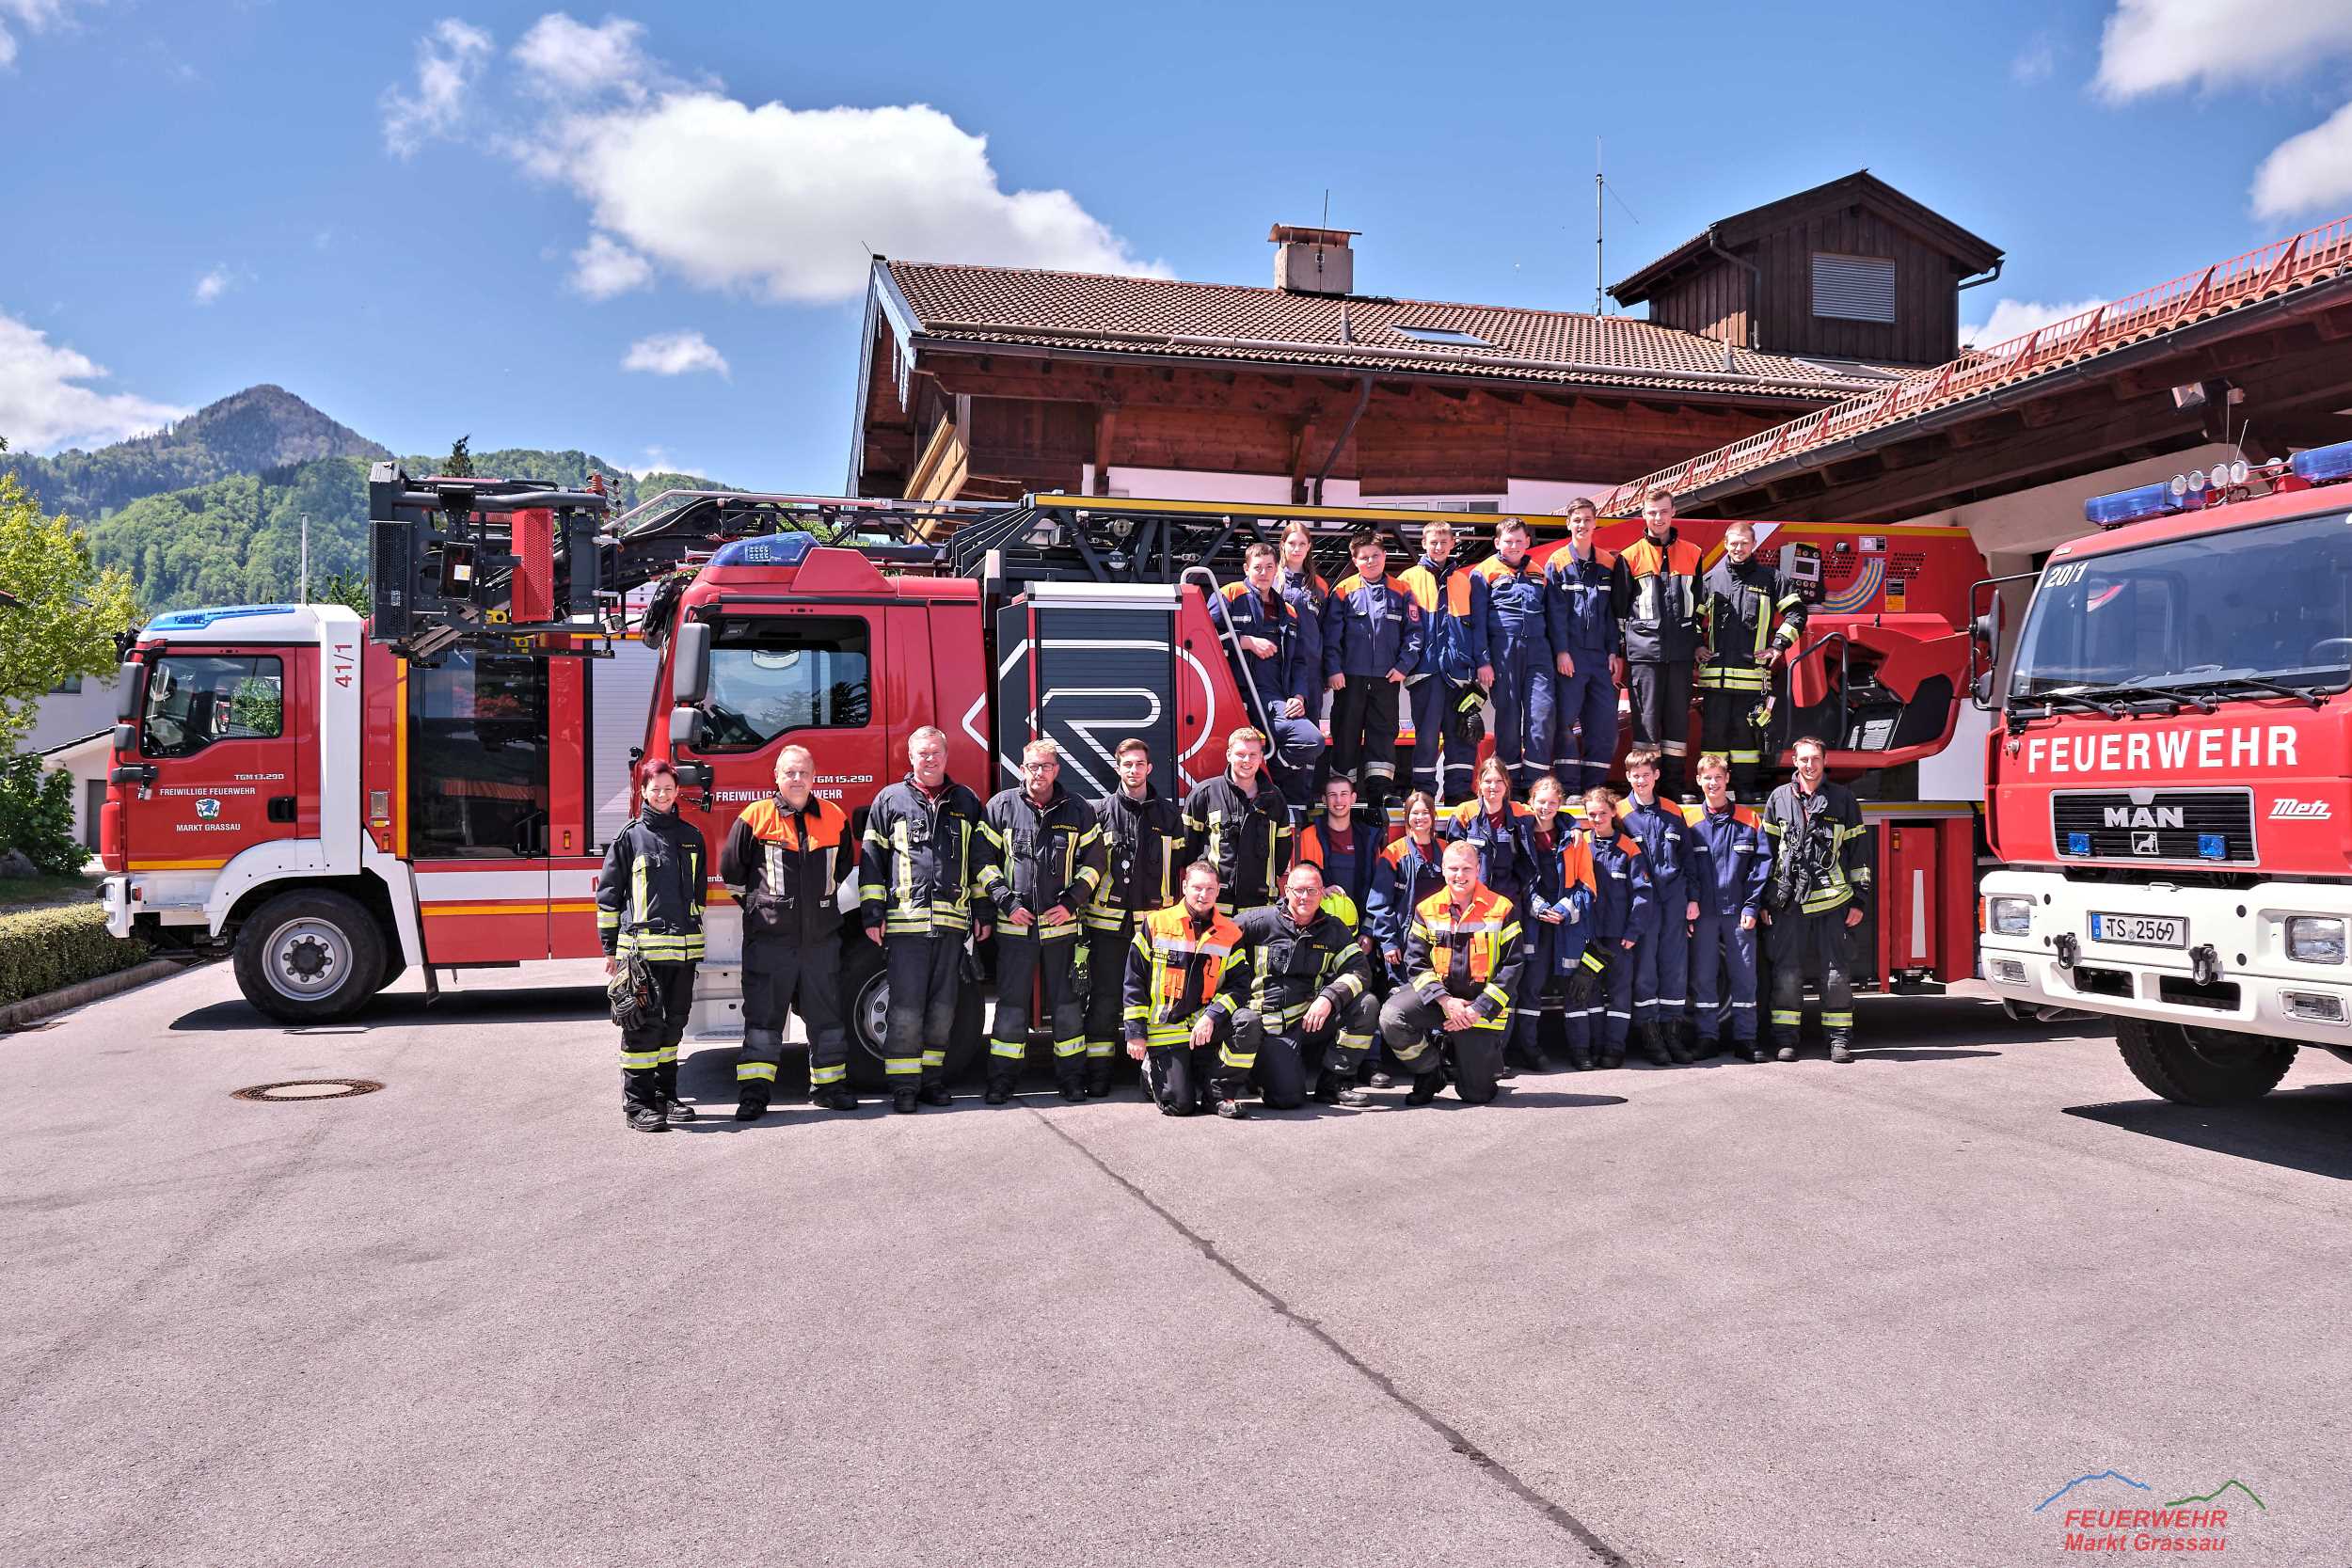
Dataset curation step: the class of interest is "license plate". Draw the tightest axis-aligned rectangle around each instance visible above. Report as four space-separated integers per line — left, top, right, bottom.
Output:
2090 912 2187 948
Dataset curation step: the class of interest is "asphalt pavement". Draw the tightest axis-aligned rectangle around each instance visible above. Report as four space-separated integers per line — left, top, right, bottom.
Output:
6 965 2349 1568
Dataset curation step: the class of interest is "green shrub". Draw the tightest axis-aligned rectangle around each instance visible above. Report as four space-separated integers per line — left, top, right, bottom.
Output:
0 903 150 1009
0 752 87 876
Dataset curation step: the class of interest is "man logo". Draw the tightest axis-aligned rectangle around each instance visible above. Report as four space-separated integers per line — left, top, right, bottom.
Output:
2104 804 2185 830
2131 831 2159 855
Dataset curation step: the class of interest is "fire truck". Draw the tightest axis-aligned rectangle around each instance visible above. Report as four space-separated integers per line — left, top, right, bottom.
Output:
101 468 1991 1083
1975 438 2352 1104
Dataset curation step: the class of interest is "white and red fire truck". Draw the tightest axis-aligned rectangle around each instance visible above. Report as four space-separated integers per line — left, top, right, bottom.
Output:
1977 438 2352 1103
102 469 1992 1082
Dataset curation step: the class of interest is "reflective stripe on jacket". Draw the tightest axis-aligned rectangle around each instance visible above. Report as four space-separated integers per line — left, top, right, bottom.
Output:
1325 572 1426 680
1614 530 1705 663
1762 780 1871 917
858 775 988 935
978 783 1104 941
1698 557 1805 689
1680 800 1772 921
1475 553 1564 653
1182 772 1294 912
1211 581 1311 708
1406 884 1524 1021
597 806 707 960
1396 557 1490 683
719 793 850 947
1123 904 1244 1047
1085 788 1186 930
1547 545 1621 657
1224 907 1371 1030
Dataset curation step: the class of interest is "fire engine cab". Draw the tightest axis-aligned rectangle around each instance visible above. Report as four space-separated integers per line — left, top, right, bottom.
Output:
1977 438 2352 1103
102 467 1994 1082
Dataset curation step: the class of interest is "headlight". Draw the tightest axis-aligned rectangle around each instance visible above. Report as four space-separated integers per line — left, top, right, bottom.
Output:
1985 896 2032 937
2286 916 2345 964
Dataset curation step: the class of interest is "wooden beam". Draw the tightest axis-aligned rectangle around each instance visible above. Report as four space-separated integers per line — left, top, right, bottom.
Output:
1092 407 1118 495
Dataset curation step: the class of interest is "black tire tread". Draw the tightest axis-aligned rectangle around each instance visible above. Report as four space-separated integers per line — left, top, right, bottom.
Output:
2114 1016 2296 1106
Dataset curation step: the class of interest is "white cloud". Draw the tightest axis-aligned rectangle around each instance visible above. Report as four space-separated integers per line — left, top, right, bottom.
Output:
1960 297 2109 351
569 231 653 298
0 309 187 453
2093 0 2352 101
380 17 493 156
2010 33 2056 84
192 265 240 305
0 0 78 69
621 329 728 377
2253 99 2352 217
512 12 666 103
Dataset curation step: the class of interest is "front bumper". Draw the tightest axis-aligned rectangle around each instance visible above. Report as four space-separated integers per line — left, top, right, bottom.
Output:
1978 870 2352 1044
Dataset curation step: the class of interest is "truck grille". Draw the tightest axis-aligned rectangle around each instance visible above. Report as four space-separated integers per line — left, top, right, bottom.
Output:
2049 790 2256 863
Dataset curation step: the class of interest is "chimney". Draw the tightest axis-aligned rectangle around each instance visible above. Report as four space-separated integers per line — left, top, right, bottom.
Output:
1270 223 1359 297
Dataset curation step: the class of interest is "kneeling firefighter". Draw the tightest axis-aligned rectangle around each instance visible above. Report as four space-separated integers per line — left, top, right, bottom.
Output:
1226 863 1380 1109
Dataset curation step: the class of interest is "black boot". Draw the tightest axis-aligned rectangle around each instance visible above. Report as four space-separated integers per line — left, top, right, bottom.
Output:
892 1087 921 1113
810 1086 857 1111
1085 1065 1114 1098
1829 1037 1854 1064
1057 1079 1088 1103
657 1064 695 1122
1664 1029 1693 1066
1406 1072 1443 1105
1565 1045 1594 1071
734 1092 769 1123
983 1077 1013 1105
1641 1025 1673 1066
919 1082 953 1106
1213 1096 1248 1119
627 1104 667 1132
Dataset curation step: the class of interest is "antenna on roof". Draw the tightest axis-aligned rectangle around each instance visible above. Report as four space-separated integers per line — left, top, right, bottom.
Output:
1597 139 1604 315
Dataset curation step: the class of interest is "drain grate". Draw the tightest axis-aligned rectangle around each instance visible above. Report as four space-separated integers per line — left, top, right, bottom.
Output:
232 1078 385 1102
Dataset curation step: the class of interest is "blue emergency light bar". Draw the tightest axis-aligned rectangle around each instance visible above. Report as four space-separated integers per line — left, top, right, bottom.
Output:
2290 436 2352 484
2082 483 2183 529
708 532 818 568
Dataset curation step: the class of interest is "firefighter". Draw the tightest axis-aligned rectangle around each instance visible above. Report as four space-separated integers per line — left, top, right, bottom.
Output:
1323 530 1423 818
1508 773 1575 1074
1395 518 1494 806
1560 786 1654 1070
1183 727 1294 917
1620 746 1694 1065
1081 736 1186 1098
1547 497 1623 795
1682 752 1772 1063
860 726 993 1113
1445 757 1541 917
597 758 708 1132
1373 839 1518 1104
1761 735 1871 1062
1613 485 1705 800
718 744 853 1122
977 739 1106 1105
1226 862 1380 1109
1369 790 1449 990
1277 521 1336 792
1209 542 1326 809
1124 861 1249 1117
1697 519 1806 800
1475 516 1568 795
1296 772 1382 922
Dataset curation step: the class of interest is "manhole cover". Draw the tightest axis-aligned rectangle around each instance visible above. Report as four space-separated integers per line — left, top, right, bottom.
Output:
231 1078 385 1102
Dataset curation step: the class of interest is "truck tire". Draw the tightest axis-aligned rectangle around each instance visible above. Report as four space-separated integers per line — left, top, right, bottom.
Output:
232 890 388 1025
2114 1017 2296 1106
842 938 988 1091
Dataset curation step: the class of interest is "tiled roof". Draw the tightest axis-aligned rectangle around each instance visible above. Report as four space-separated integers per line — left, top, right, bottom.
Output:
881 261 1910 401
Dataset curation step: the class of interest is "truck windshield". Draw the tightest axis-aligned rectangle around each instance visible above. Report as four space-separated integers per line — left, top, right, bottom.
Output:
2009 509 2352 701
700 615 871 751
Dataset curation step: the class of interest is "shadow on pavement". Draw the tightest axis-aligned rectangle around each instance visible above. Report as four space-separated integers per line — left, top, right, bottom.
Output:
171 985 608 1034
1856 1048 2003 1062
2063 1083 2352 1180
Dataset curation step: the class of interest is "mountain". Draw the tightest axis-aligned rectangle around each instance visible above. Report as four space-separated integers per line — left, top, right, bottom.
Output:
4 385 391 519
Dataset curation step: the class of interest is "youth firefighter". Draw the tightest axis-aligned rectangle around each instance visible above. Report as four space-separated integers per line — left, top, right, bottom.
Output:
1621 747 1694 1064
718 744 853 1121
1124 861 1248 1118
1277 521 1336 790
1547 497 1623 795
1696 519 1806 800
1396 518 1493 804
1558 786 1653 1070
1227 862 1380 1109
1378 838 1524 1106
1081 737 1186 1097
1613 485 1705 799
1475 516 1567 793
1761 736 1870 1063
597 758 707 1132
1681 753 1772 1063
1182 727 1294 917
1209 542 1326 808
1323 530 1423 817
977 740 1105 1105
861 726 992 1113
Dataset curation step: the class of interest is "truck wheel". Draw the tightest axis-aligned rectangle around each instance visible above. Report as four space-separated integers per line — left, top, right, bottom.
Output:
2114 1017 2296 1106
232 890 387 1024
841 939 990 1090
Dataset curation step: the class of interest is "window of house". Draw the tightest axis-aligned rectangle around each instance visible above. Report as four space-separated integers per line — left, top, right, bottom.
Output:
1392 325 1494 348
1812 254 1897 324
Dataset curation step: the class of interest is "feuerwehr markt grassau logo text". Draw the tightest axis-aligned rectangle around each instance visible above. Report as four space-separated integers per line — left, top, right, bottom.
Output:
2034 1470 2265 1554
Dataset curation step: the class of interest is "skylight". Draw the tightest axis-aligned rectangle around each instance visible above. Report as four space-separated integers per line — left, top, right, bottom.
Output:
1392 325 1493 348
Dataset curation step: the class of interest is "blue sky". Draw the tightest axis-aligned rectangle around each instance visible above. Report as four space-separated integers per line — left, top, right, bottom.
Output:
5 0 2352 491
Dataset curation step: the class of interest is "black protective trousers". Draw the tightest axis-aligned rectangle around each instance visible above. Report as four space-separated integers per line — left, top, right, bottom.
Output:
1626 659 1695 793
1376 989 1505 1104
619 960 698 1111
1232 991 1381 1109
989 926 1085 1091
738 938 846 1100
1082 922 1136 1089
883 932 963 1087
1142 1015 1243 1115
1329 675 1403 804
1767 907 1857 1050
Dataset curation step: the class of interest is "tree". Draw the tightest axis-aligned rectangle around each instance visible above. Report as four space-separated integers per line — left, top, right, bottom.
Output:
314 570 372 616
443 436 474 478
0 472 141 747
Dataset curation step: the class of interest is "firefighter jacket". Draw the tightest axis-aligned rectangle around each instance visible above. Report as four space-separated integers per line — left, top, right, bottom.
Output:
1211 581 1313 709
1445 800 1544 906
1404 884 1525 1020
1279 564 1332 691
597 805 708 961
1084 787 1186 931
1368 834 1447 957
1613 528 1706 664
1323 571 1425 681
978 783 1104 941
1559 827 1655 960
1223 906 1373 1031
1183 771 1294 912
1521 815 1573 909
859 774 989 936
1123 904 1244 1047
1295 816 1381 912
1762 780 1871 918
1396 556 1491 684
1475 553 1565 654
1547 545 1622 657
719 792 850 948
1698 555 1805 691
1619 794 1690 897
1680 800 1772 922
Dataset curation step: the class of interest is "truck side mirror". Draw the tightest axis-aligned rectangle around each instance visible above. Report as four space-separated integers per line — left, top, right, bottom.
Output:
114 663 143 721
669 705 706 751
672 620 712 705
1971 670 1995 707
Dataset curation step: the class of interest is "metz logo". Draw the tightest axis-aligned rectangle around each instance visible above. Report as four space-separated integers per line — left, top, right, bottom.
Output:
2272 799 2332 820
2104 805 2183 830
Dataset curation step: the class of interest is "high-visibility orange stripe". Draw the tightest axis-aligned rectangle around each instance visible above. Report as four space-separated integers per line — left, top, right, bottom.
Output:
128 857 230 871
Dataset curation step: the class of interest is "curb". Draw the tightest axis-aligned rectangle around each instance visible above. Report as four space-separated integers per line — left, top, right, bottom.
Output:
0 958 201 1033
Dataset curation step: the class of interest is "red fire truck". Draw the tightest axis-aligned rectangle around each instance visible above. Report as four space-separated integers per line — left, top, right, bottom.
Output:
1976 438 2352 1103
102 470 1991 1081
